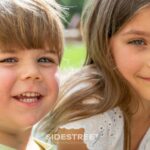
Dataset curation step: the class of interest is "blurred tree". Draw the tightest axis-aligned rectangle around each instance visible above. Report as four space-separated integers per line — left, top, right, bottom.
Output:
57 0 85 27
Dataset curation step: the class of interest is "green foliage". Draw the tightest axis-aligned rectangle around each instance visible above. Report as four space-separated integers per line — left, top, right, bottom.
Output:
57 0 85 27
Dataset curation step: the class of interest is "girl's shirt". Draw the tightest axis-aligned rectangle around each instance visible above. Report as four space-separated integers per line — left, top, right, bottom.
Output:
58 107 150 150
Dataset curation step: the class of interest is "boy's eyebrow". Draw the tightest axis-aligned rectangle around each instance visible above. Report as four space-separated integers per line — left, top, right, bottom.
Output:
0 49 17 53
0 49 57 54
121 30 150 37
43 49 57 54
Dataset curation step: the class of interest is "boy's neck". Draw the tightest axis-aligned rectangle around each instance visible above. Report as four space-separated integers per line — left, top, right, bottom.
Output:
0 129 32 150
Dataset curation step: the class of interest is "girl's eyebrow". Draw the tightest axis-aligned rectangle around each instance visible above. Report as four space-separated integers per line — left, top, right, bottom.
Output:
121 30 150 37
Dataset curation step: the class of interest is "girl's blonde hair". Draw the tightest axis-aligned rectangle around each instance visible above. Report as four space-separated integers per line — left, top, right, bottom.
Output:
0 0 64 62
38 0 150 149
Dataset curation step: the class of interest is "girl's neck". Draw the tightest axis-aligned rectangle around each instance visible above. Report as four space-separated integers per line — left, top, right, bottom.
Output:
130 99 150 150
130 97 150 120
0 129 32 150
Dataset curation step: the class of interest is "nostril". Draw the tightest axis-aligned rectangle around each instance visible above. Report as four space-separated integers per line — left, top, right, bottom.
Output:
20 66 42 80
21 73 42 81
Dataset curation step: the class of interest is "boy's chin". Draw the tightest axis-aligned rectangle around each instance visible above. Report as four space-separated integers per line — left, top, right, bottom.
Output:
14 115 42 131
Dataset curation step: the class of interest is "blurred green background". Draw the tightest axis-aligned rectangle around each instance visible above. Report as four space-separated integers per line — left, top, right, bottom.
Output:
57 0 85 27
60 42 86 70
56 0 86 71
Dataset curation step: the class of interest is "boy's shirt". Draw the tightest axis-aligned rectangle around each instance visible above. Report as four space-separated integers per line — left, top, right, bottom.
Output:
28 138 54 150
0 144 16 150
0 139 54 150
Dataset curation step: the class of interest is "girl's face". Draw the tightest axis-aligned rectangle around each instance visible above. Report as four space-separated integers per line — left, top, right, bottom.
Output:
0 47 59 133
110 7 150 104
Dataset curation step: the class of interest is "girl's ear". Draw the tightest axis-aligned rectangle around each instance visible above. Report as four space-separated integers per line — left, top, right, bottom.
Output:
107 44 117 70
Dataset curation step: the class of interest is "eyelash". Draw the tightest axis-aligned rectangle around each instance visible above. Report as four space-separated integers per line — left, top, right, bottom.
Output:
38 57 55 63
0 57 56 64
0 57 18 63
127 39 146 46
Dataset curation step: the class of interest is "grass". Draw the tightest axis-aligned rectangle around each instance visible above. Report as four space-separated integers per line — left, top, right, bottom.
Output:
60 42 86 70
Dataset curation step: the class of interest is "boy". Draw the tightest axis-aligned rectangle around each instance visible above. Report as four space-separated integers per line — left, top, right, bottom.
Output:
0 0 64 149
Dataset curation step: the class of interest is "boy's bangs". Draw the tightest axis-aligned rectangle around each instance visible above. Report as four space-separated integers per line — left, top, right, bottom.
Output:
0 0 64 60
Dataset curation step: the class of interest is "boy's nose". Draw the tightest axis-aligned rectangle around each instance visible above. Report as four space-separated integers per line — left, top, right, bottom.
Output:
22 72 42 81
20 63 43 81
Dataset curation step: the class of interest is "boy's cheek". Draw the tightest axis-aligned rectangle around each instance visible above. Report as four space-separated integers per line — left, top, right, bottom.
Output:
45 66 60 86
0 69 16 88
55 68 60 85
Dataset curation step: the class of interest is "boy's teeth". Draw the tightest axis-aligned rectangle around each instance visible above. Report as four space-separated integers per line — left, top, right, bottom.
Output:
19 98 38 103
20 92 40 97
13 92 42 103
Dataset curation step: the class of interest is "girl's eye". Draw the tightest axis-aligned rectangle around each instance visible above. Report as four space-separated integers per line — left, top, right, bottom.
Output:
128 39 146 46
0 57 18 63
38 57 55 63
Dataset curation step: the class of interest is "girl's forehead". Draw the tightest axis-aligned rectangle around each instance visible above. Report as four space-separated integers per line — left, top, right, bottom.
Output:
115 6 150 36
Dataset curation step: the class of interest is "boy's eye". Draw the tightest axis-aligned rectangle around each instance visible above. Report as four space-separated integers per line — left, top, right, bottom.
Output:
128 39 146 46
38 57 55 63
0 57 18 63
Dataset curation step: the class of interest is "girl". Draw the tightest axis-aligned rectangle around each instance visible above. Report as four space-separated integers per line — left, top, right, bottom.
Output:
39 0 150 150
0 0 64 149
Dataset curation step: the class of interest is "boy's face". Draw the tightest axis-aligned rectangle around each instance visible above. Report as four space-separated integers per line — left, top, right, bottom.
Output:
0 47 59 133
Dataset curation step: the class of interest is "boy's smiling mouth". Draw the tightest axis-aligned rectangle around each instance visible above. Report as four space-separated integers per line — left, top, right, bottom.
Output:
13 91 43 104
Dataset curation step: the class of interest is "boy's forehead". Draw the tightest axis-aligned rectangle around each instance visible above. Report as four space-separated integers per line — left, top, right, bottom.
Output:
0 47 56 54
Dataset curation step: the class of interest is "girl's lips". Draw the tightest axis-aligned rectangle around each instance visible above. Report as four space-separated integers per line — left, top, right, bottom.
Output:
138 76 150 81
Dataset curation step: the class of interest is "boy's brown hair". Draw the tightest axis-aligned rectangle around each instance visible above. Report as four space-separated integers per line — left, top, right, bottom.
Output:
0 0 64 62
